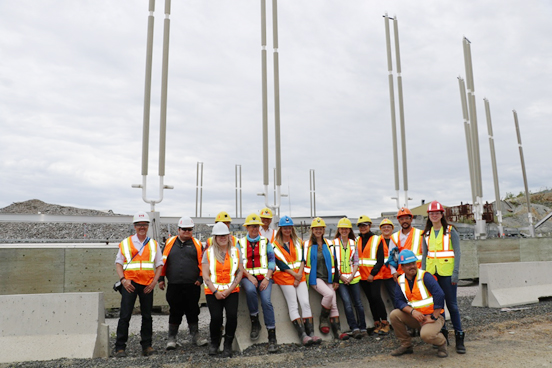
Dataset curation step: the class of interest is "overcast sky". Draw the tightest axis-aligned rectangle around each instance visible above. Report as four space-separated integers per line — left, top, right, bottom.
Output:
1 1 550 221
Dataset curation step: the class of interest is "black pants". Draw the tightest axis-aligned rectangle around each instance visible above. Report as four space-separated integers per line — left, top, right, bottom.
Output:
359 279 388 322
166 283 201 326
206 292 239 340
115 281 153 350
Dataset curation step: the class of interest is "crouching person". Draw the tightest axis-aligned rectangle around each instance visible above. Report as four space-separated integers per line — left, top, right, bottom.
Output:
390 249 448 358
203 222 243 358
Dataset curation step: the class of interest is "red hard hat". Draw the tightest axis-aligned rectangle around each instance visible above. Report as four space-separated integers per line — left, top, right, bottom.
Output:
427 200 444 213
397 207 413 218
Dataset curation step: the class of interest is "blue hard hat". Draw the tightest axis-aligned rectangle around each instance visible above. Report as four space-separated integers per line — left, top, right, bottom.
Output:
278 215 294 227
398 249 418 265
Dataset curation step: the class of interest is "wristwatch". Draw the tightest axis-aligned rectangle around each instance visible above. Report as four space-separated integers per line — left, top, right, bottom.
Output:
430 314 438 321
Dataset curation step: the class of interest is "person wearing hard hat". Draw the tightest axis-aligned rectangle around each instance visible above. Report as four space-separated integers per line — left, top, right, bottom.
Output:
259 207 276 243
158 217 207 350
202 222 243 358
304 217 349 341
333 217 366 339
205 211 238 249
422 201 466 354
114 211 164 358
389 249 448 358
238 213 279 353
387 208 424 281
272 215 321 346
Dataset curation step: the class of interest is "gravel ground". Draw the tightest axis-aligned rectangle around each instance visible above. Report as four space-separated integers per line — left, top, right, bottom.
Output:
7 284 552 368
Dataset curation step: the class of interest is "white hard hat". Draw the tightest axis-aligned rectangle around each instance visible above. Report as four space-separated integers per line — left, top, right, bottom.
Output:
178 216 194 228
212 222 230 236
133 211 150 224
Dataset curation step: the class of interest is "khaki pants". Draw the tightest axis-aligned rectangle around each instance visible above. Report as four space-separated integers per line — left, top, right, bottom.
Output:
389 309 446 348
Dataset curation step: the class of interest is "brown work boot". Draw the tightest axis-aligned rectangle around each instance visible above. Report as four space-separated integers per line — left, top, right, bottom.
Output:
142 346 155 356
373 321 382 334
379 320 390 335
390 345 414 356
437 343 448 358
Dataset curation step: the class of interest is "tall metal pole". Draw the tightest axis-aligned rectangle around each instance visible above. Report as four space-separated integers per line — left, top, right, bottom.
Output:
272 0 283 215
484 99 504 237
199 162 203 217
141 0 155 179
513 110 535 237
196 162 200 217
260 0 270 200
458 77 477 206
310 169 316 218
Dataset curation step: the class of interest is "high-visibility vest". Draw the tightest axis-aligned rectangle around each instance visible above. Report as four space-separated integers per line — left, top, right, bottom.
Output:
398 269 435 315
238 237 269 276
333 238 361 284
161 236 203 277
119 236 158 285
373 237 392 280
273 238 306 285
303 239 336 281
204 246 240 295
391 228 424 274
356 235 380 280
425 225 455 276
206 235 238 249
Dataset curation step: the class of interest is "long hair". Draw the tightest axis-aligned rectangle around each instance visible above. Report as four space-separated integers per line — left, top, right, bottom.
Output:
334 227 356 241
275 226 301 247
309 228 326 250
423 215 450 236
211 235 230 264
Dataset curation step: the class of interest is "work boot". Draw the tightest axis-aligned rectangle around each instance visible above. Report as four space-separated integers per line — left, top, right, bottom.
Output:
437 342 448 358
373 321 382 335
221 335 234 358
250 314 262 341
142 346 155 356
442 328 450 345
319 307 331 334
455 330 466 354
114 349 127 358
303 318 322 345
352 329 362 339
379 320 390 335
390 345 413 356
190 323 208 346
267 328 278 353
208 335 220 356
330 317 349 341
292 319 313 346
166 323 178 350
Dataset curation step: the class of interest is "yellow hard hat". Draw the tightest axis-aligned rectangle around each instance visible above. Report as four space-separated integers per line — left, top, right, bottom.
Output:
311 217 326 228
260 207 273 219
379 218 395 229
337 217 353 229
215 211 232 223
243 213 264 226
357 215 372 225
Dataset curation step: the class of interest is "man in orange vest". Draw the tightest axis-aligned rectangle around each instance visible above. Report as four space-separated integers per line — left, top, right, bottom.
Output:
158 216 207 350
388 207 423 282
389 249 448 358
114 211 163 358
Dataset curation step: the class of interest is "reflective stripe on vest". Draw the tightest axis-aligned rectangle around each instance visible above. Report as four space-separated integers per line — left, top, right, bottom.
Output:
239 237 269 276
120 237 156 271
357 235 380 267
425 225 454 258
273 240 303 270
391 228 423 259
205 246 240 293
398 269 434 314
303 239 335 276
333 238 361 283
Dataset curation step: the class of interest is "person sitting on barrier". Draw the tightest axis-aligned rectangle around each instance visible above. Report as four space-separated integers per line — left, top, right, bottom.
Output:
238 213 278 353
422 200 466 354
273 215 321 346
304 217 349 341
390 249 448 358
202 222 243 358
333 217 366 339
114 211 163 358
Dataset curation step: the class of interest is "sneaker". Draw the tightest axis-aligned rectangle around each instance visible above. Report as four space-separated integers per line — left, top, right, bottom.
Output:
360 329 368 337
390 346 414 356
114 349 127 358
142 346 156 357
352 329 362 339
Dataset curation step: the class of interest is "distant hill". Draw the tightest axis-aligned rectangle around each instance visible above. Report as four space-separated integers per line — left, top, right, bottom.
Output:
0 199 125 216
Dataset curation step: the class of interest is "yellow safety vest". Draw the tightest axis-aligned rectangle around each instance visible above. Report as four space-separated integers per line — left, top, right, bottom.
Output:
425 225 454 276
333 238 361 284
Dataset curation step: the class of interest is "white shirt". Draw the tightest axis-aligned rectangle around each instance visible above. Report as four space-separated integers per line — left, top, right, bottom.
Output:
115 234 164 267
260 227 276 242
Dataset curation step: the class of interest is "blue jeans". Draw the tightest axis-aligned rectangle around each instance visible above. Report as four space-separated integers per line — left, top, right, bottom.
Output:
436 274 462 331
337 282 366 331
241 277 276 329
383 278 397 308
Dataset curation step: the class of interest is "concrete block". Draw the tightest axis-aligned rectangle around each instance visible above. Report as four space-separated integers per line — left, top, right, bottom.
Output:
472 261 552 308
0 292 109 363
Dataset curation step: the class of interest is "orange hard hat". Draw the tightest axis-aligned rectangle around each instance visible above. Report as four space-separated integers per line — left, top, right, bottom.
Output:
397 207 413 218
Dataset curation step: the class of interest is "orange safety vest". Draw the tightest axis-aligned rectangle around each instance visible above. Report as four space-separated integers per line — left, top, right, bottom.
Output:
373 237 392 280
161 236 203 277
204 246 240 295
119 236 158 286
425 225 455 277
272 238 306 285
356 234 380 280
333 238 361 284
398 269 435 315
391 228 423 274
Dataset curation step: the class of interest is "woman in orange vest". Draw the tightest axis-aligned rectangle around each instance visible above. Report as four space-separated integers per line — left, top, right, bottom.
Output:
422 200 465 354
202 222 243 358
273 216 321 345
304 217 349 340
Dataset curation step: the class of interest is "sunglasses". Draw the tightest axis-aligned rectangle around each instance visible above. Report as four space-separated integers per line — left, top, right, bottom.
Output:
179 228 193 232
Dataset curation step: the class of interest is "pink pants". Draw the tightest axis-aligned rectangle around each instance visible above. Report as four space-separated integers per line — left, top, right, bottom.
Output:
312 278 339 317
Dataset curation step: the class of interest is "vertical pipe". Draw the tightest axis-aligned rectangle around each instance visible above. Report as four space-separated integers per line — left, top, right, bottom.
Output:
235 165 238 218
239 165 242 218
309 170 313 218
458 77 476 205
199 162 204 217
272 0 282 201
312 169 316 217
484 99 504 237
513 110 535 237
195 162 200 217
158 0 171 177
142 0 156 176
393 16 408 208
261 0 269 189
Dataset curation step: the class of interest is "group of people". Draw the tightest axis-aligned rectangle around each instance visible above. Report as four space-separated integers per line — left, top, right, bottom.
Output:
113 200 466 359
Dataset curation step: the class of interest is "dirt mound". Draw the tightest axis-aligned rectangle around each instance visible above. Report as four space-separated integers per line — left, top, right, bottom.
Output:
0 199 124 216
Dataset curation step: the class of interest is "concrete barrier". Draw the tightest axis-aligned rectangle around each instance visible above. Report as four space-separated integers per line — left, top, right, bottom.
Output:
472 261 552 308
0 292 109 363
